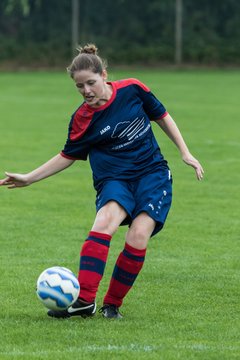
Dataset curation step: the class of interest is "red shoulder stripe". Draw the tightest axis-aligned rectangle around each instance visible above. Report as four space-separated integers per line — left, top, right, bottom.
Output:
114 78 150 92
70 104 95 141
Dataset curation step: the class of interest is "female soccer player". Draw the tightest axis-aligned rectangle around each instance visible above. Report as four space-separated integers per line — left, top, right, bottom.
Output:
0 44 204 319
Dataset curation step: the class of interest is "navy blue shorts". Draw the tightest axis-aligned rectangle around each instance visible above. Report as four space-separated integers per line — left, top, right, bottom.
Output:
95 167 172 237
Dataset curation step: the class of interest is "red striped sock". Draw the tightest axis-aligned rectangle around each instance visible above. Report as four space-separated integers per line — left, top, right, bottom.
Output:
78 231 112 303
103 243 146 307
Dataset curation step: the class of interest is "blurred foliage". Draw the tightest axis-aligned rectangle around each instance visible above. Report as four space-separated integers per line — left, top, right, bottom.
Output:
0 0 240 67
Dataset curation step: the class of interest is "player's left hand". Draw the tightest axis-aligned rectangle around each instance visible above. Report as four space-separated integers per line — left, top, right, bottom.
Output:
182 153 204 180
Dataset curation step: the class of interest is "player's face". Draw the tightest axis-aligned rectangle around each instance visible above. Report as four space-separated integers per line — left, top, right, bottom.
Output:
73 70 110 107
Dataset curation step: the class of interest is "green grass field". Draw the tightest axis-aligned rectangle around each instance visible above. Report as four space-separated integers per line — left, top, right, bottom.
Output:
0 69 239 360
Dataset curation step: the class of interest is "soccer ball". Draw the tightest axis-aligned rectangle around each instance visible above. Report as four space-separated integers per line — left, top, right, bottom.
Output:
36 266 80 311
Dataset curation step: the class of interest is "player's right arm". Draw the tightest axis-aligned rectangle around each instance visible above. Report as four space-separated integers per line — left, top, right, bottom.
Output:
0 154 75 189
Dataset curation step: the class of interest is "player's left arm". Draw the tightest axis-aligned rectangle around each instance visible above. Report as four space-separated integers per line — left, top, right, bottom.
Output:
155 113 204 180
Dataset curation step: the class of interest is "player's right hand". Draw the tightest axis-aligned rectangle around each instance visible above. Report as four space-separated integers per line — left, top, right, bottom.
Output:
0 172 30 189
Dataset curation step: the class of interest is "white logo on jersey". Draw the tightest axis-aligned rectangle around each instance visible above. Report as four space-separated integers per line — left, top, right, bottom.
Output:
100 125 111 135
111 117 145 141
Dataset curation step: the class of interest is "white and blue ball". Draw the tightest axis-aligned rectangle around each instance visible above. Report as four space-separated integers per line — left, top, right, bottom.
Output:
36 266 80 310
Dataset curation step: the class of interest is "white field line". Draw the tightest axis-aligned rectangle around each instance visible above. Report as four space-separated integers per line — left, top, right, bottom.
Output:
1 343 240 356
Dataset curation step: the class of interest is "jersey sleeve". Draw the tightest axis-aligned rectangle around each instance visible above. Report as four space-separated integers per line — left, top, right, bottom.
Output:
61 108 93 161
133 79 168 120
61 137 90 161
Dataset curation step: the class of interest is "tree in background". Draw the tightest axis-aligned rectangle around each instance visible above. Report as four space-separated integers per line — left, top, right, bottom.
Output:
0 0 71 66
0 0 239 67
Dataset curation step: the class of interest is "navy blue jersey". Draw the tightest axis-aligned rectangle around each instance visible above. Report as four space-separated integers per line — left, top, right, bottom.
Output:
61 78 169 191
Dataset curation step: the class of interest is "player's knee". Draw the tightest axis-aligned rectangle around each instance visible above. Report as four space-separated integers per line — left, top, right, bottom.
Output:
92 209 116 234
126 227 149 249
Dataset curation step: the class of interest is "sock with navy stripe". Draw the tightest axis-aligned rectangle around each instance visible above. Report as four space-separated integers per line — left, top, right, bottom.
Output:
103 242 146 307
78 231 112 303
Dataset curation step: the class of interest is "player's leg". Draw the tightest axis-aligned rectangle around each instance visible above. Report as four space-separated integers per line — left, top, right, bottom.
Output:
48 201 127 319
100 169 172 319
100 212 155 319
78 201 127 303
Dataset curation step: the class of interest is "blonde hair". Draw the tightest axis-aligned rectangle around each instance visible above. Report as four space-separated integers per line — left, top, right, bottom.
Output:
67 44 107 78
